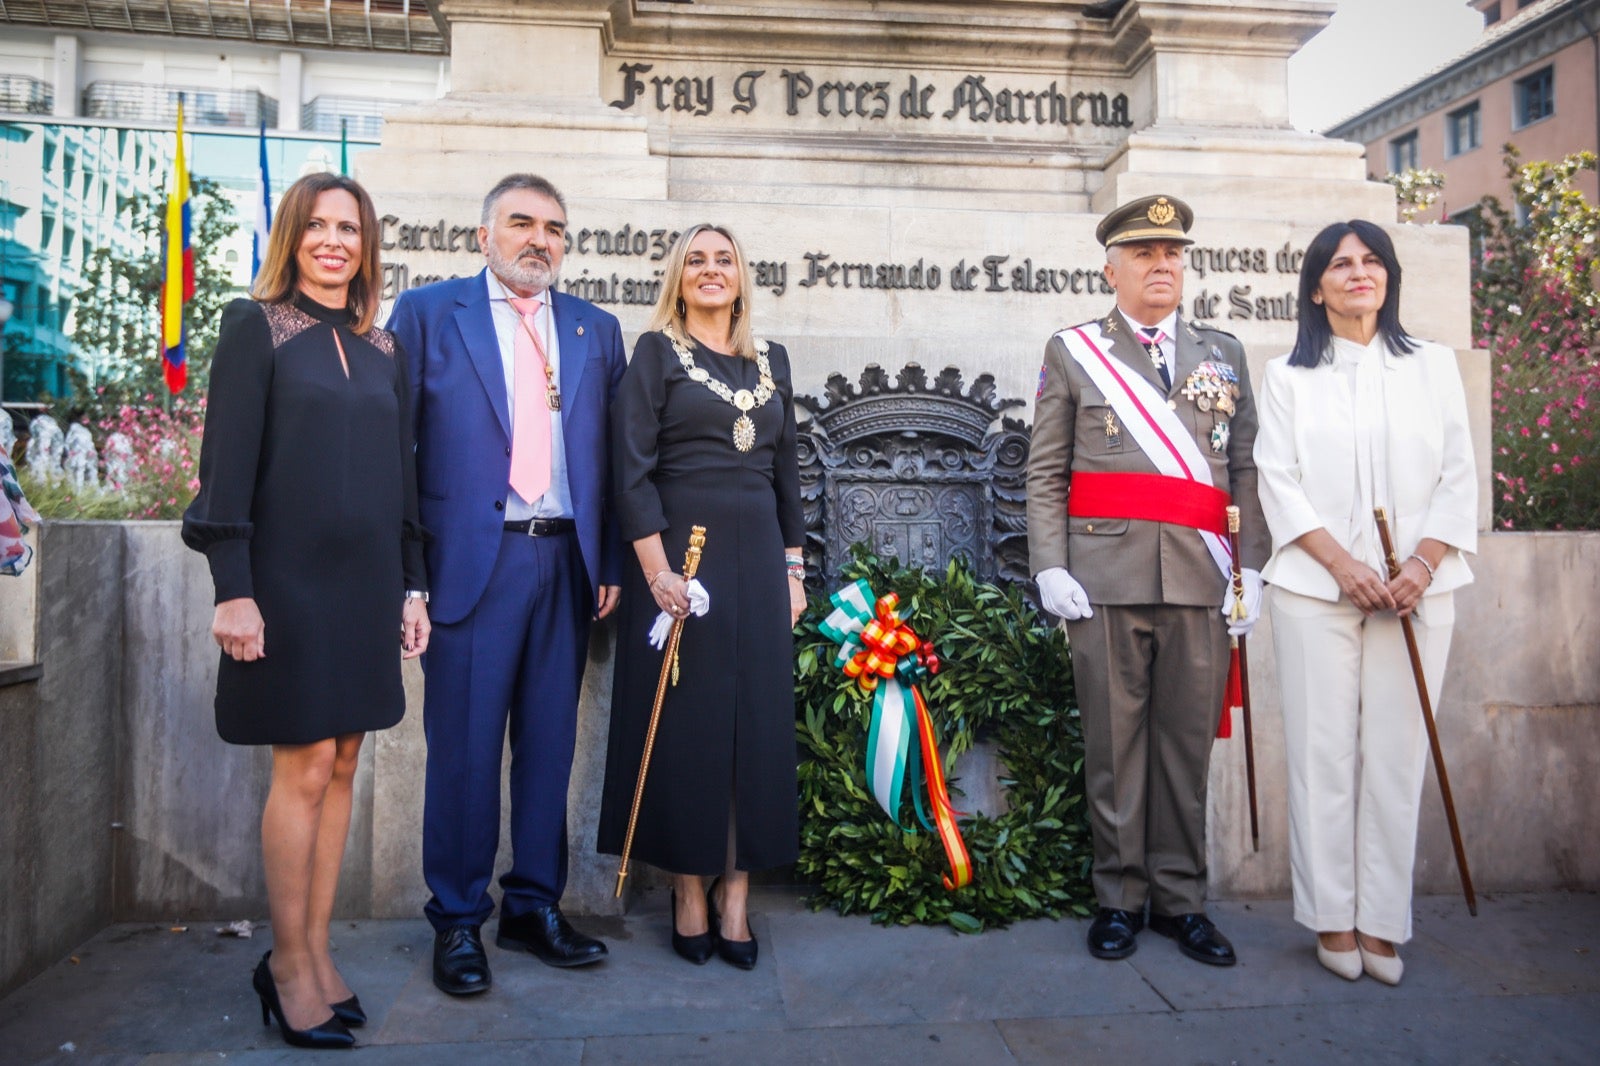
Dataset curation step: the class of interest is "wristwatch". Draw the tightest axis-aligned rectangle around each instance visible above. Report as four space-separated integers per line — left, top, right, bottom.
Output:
405 589 429 604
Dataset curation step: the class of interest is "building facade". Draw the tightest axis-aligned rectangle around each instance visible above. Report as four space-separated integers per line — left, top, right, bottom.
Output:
1328 0 1600 225
0 4 447 400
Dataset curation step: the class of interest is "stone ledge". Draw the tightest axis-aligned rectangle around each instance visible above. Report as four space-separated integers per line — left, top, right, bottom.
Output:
0 661 42 688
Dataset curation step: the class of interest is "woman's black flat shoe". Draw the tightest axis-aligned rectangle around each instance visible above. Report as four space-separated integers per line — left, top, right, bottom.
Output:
670 889 715 965
329 994 366 1027
707 877 758 970
252 952 355 1049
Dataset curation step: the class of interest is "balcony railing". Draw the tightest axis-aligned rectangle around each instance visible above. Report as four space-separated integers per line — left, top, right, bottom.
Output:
300 96 387 138
0 75 53 115
82 83 278 130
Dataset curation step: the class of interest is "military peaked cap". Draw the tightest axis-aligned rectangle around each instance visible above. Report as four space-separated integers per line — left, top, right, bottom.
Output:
1095 194 1195 248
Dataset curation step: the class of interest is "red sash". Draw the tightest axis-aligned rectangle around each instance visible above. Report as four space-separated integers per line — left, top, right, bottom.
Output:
1067 471 1231 534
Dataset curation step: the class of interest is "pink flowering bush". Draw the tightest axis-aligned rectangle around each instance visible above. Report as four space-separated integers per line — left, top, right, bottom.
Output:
19 394 205 521
1471 148 1599 531
96 395 206 519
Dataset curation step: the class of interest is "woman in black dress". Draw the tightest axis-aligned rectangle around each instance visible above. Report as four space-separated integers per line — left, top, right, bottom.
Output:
598 224 805 970
182 173 428 1048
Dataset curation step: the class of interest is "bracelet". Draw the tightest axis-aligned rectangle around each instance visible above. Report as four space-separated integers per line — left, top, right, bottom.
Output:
648 569 677 591
784 553 804 566
786 565 805 580
1408 553 1435 582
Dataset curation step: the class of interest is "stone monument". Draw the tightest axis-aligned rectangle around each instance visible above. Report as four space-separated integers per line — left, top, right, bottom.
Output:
356 0 1483 917
63 424 99 490
102 432 135 493
25 415 63 483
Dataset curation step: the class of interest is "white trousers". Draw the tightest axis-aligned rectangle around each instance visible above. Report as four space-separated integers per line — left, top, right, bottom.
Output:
1269 586 1455 944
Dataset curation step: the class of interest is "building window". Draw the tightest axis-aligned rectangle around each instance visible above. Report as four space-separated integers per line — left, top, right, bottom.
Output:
1515 67 1555 128
1484 2 1501 23
1447 102 1480 157
1389 130 1420 173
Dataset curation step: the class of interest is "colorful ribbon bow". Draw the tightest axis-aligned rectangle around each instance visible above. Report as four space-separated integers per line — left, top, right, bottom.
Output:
819 579 972 890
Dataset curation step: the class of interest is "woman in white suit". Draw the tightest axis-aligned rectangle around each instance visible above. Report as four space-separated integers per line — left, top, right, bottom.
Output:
1254 219 1476 986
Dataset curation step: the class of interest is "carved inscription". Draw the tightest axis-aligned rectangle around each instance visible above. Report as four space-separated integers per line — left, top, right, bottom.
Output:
377 212 1305 322
609 63 1133 130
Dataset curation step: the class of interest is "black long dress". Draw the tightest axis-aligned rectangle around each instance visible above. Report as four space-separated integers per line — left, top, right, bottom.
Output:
182 294 426 745
597 330 805 875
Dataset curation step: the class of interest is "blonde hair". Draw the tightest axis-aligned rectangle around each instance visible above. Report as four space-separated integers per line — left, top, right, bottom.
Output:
646 223 758 359
251 172 383 335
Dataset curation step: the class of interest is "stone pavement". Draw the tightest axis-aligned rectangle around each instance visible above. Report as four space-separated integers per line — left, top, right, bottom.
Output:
1 889 1596 1064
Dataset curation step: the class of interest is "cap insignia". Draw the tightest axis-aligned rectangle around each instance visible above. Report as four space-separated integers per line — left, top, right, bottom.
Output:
1147 198 1176 226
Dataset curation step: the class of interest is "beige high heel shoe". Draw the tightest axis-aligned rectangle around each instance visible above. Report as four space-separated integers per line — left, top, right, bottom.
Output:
1317 941 1363 981
1358 939 1404 985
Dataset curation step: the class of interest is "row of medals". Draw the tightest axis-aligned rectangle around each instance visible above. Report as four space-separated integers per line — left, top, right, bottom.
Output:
1107 349 1240 454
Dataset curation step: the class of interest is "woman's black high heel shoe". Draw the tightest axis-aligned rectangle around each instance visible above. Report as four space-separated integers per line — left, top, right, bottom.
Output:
670 888 716 964
252 952 355 1049
329 995 366 1028
708 878 758 971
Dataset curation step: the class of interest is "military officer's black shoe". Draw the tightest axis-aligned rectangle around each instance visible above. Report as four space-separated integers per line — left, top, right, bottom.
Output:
1087 908 1144 960
1149 912 1237 966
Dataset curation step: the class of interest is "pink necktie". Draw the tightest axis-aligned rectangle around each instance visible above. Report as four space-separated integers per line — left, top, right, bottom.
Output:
506 296 551 504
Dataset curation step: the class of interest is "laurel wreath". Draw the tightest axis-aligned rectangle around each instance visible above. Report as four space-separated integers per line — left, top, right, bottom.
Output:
793 548 1095 932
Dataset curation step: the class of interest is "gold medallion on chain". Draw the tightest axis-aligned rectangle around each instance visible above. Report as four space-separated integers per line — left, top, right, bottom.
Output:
663 325 774 452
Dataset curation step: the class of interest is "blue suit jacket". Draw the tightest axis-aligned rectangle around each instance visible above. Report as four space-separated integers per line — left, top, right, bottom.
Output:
388 270 626 625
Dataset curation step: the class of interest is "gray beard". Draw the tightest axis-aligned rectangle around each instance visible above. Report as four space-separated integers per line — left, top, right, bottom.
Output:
487 246 559 293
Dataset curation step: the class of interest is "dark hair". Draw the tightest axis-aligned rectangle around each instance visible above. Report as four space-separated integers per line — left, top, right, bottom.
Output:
250 172 383 334
481 173 568 227
1288 219 1417 368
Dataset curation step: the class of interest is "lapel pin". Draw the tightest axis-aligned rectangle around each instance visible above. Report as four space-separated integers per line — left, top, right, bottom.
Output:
576 325 585 336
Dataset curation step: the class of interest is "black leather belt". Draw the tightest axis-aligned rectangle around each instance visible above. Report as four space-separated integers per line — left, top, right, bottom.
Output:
503 517 575 536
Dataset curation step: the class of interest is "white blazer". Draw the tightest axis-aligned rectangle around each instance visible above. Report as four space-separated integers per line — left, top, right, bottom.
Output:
1253 337 1477 603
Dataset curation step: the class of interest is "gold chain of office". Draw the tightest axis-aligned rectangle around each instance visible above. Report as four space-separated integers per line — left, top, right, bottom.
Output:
662 324 775 452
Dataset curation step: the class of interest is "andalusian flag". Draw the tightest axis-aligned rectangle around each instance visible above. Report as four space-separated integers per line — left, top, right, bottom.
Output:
160 95 194 393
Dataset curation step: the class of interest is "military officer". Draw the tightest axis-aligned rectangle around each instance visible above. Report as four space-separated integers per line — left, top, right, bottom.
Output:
1026 194 1269 966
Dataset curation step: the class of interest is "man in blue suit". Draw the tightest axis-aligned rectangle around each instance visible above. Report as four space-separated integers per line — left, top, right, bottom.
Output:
388 173 625 996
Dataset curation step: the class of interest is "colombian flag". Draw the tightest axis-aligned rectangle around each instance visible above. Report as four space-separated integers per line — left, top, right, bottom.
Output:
160 95 194 393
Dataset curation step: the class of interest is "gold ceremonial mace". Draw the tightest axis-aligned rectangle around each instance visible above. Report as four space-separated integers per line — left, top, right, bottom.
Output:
1374 507 1477 917
615 525 707 899
1226 505 1260 852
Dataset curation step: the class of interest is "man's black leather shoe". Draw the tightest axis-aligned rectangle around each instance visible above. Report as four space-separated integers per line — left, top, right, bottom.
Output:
1149 912 1237 966
497 905 608 968
1087 908 1144 960
433 926 491 995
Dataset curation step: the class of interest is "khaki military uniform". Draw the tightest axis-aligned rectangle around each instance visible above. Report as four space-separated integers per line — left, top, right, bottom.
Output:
1027 307 1269 916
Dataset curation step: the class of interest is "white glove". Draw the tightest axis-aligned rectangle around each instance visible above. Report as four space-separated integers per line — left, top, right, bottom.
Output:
1036 567 1094 621
647 579 710 649
1221 568 1264 638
